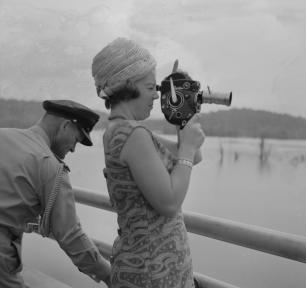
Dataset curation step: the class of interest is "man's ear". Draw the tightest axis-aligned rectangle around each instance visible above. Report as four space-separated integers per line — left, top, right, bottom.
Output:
59 119 71 131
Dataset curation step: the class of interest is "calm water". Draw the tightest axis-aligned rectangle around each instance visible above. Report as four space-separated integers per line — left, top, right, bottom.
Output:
23 132 306 288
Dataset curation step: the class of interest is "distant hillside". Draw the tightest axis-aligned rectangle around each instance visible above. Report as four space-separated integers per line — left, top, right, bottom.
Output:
200 109 306 139
144 109 306 139
1 99 306 139
0 98 109 129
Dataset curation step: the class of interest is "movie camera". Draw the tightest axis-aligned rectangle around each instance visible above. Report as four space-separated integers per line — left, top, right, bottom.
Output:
156 60 232 128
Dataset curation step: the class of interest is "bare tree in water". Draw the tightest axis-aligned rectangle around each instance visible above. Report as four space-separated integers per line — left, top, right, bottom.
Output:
259 136 271 171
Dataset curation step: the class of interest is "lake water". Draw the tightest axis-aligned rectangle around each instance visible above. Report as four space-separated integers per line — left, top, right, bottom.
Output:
23 132 306 288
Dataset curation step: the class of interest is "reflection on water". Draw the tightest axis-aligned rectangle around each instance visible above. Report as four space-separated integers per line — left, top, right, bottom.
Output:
23 134 306 288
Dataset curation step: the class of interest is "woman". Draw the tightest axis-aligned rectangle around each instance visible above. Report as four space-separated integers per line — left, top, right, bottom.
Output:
92 37 205 288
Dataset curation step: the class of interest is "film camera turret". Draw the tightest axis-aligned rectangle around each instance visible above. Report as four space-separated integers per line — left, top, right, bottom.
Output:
156 61 232 128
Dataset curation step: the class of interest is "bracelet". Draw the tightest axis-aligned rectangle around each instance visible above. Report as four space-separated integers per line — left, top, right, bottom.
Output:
177 158 193 169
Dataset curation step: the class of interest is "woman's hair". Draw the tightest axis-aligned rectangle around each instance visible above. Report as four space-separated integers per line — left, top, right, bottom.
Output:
91 37 156 109
96 82 140 109
164 70 193 81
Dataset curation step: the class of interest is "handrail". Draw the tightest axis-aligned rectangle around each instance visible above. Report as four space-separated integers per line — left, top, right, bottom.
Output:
74 186 306 263
183 212 306 263
23 266 72 288
74 187 241 288
73 186 306 288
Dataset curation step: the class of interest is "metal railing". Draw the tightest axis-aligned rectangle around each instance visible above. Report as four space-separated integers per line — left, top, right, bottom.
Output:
74 187 306 288
23 267 72 288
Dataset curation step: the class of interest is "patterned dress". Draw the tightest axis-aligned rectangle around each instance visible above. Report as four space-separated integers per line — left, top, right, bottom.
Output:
103 120 195 288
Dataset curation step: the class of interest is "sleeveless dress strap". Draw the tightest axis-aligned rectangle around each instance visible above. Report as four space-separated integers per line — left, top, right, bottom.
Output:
104 121 154 159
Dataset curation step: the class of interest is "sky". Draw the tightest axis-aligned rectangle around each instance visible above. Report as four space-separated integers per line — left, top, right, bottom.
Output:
0 0 306 118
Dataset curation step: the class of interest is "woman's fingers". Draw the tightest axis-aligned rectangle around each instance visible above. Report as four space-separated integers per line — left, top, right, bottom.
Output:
186 113 201 125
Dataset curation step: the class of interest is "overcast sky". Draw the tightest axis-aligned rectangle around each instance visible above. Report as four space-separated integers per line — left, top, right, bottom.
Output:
0 0 306 118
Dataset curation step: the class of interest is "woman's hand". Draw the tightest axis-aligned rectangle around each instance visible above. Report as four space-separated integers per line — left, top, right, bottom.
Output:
178 113 205 160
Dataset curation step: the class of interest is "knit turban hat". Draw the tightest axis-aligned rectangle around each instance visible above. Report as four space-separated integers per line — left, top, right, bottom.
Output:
92 37 157 99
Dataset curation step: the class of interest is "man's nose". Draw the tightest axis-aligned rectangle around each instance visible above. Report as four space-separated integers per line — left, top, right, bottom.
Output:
153 91 159 100
70 144 76 153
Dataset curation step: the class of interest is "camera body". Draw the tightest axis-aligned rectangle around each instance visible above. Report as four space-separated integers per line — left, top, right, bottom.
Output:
158 71 232 128
159 72 202 127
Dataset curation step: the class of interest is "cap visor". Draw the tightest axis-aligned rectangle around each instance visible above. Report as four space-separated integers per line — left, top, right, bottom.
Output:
79 127 93 146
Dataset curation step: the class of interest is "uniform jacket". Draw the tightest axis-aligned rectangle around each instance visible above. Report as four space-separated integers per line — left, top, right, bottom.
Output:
0 125 107 282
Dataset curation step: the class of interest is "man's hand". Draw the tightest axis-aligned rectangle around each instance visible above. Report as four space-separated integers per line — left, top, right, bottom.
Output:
103 274 111 287
88 272 111 286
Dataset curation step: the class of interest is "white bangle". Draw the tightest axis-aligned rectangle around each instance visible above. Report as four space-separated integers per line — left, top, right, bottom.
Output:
177 158 193 169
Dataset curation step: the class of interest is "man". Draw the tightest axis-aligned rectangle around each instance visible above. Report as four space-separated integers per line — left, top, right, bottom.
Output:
0 100 110 287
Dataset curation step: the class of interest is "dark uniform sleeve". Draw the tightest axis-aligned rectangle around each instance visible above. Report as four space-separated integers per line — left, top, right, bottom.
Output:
49 168 111 282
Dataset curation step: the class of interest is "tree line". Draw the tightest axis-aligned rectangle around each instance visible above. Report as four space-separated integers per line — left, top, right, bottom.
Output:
1 99 306 139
